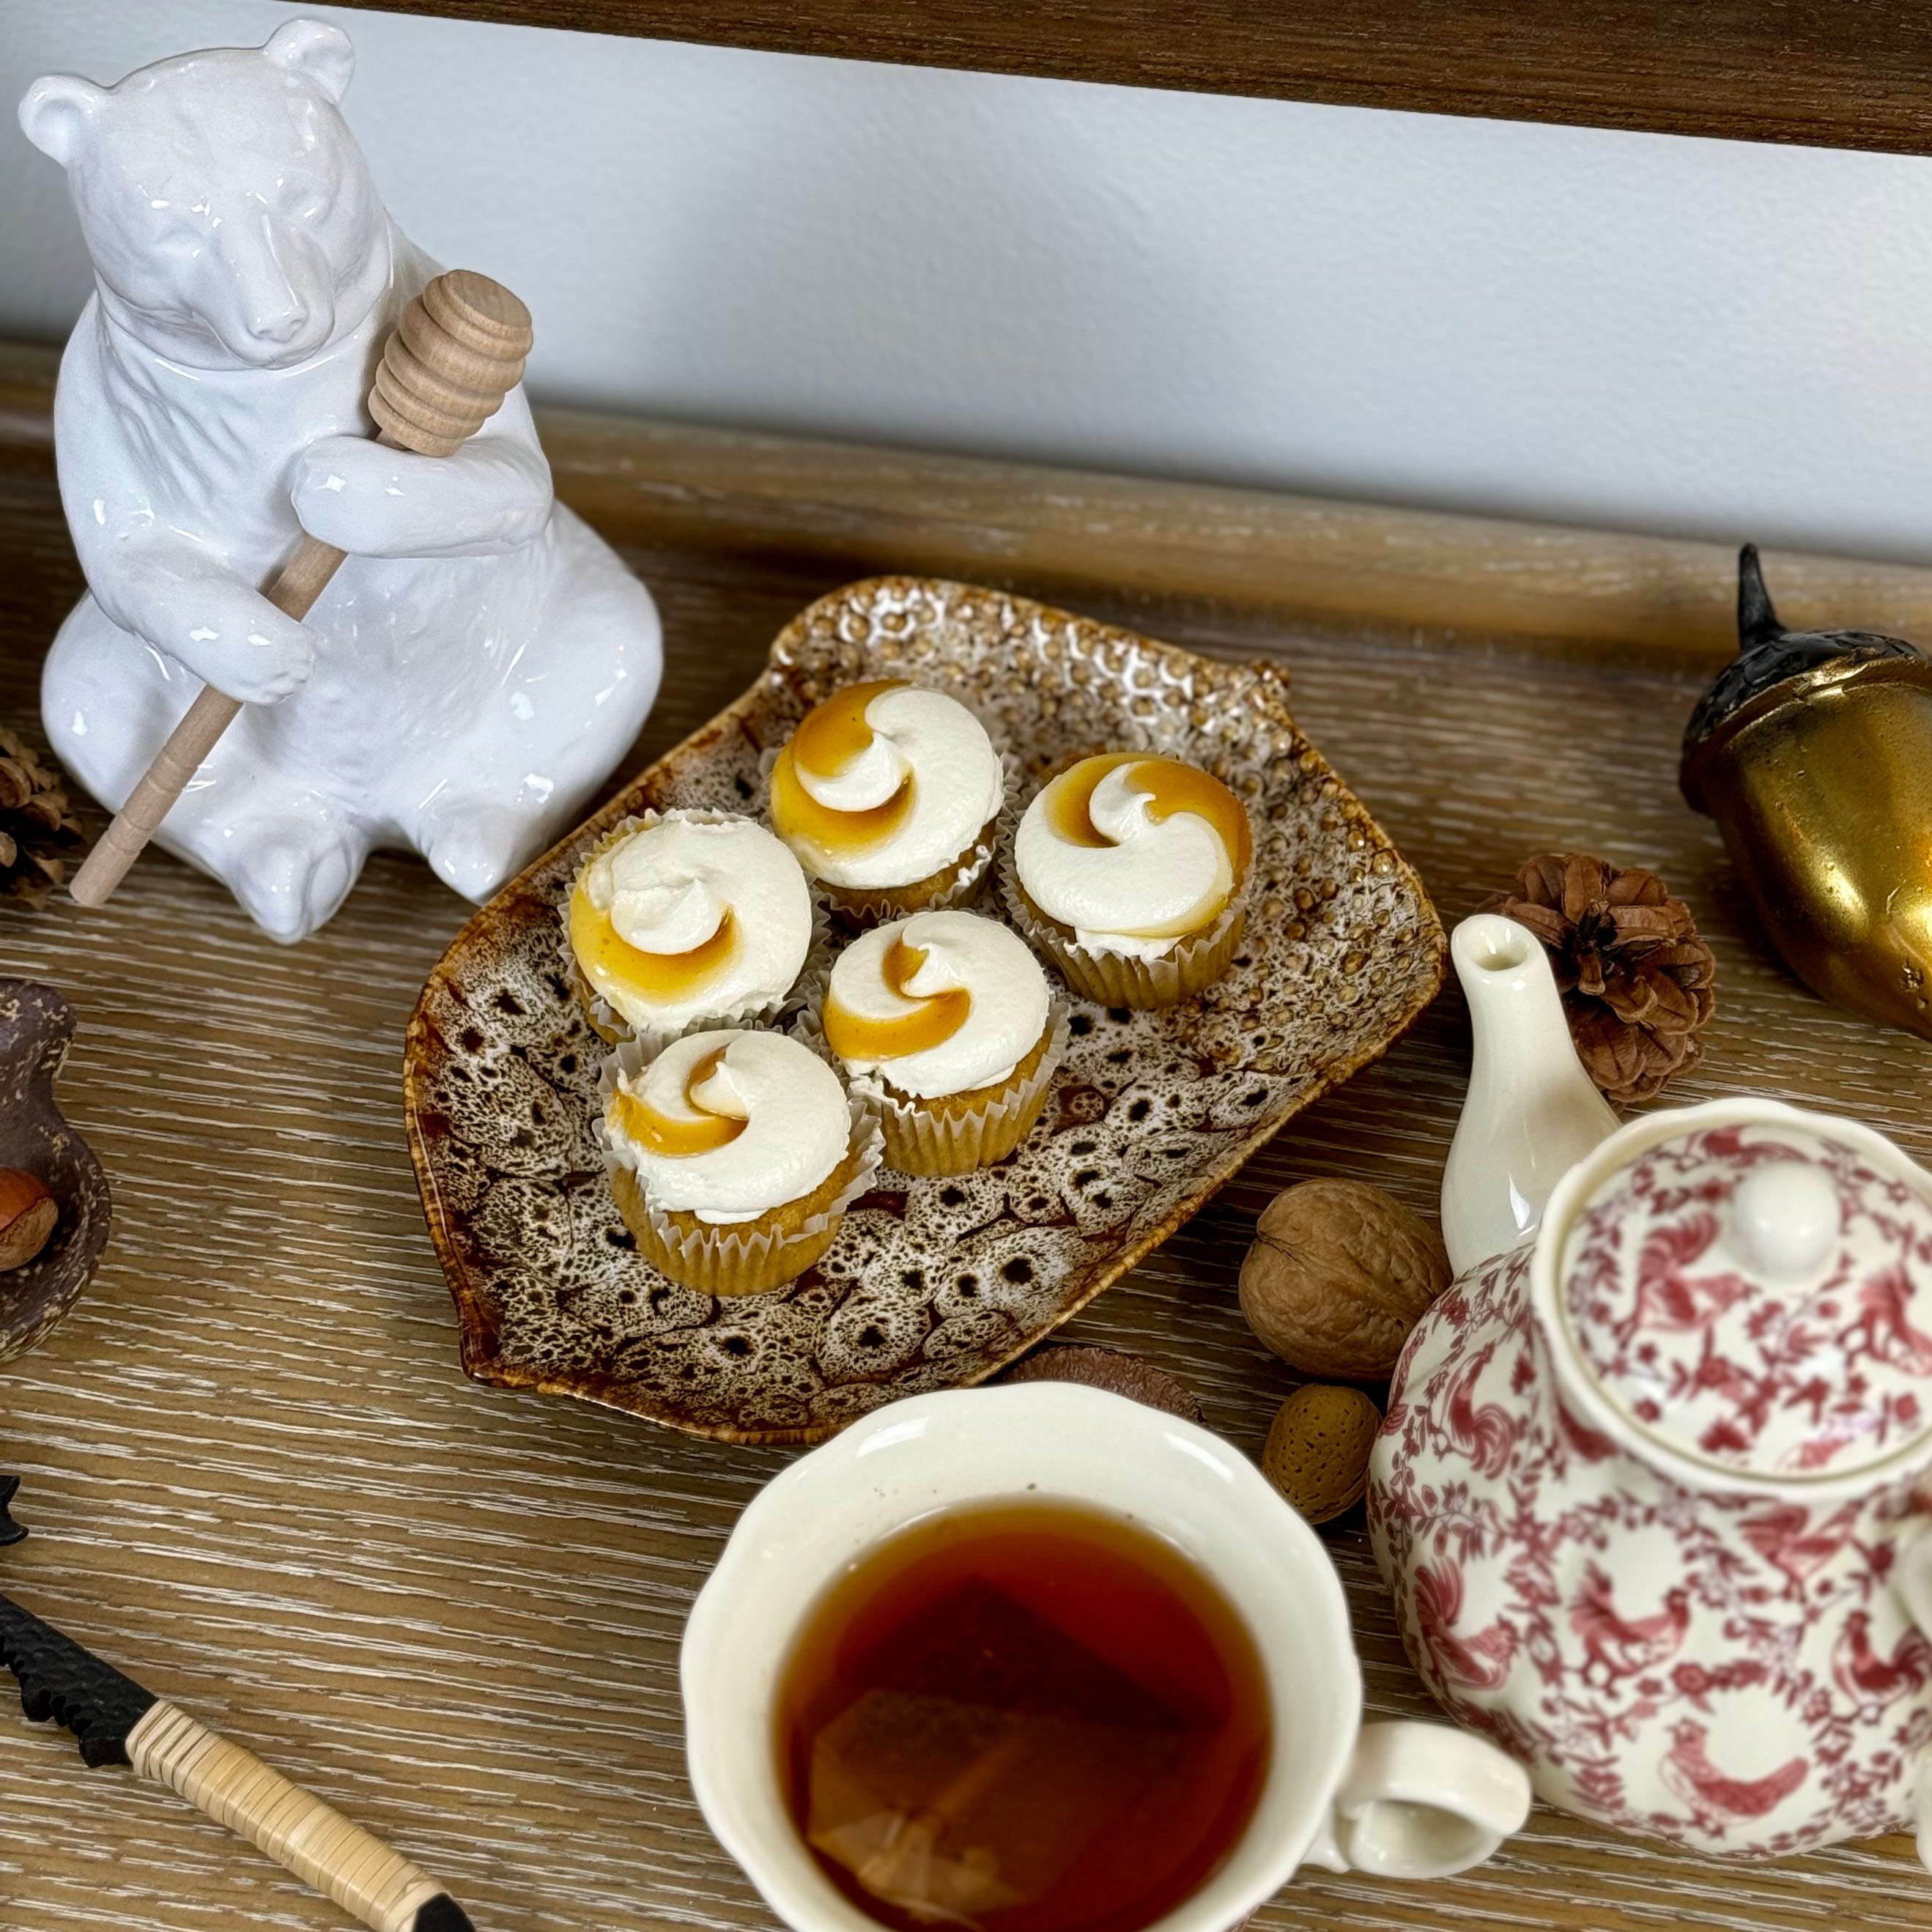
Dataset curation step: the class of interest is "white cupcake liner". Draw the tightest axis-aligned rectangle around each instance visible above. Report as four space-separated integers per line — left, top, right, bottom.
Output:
756 726 1021 929
794 980 1070 1177
996 786 1253 1009
597 1037 883 1297
560 808 830 1051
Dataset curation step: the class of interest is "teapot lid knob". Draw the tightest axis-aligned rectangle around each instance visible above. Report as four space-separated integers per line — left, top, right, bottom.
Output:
1730 1161 1842 1284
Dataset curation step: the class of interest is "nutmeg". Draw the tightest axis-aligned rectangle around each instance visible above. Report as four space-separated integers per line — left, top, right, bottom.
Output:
0 1169 56 1272
1260 1383 1383 1524
1238 1178 1450 1382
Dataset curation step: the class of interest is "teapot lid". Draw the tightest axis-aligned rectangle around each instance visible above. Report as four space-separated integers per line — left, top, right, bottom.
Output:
1558 1116 1932 1481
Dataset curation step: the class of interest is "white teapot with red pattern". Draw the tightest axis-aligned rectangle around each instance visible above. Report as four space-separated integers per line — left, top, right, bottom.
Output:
1369 912 1932 1865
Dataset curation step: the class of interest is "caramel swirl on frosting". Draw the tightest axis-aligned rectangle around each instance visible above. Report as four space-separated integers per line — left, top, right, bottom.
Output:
823 910 1050 1100
1015 754 1251 961
610 1046 745 1157
769 683 1005 890
604 1029 848 1224
570 814 813 1035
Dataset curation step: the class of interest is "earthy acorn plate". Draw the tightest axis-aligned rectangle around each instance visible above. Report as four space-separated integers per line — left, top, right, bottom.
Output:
0 979 111 1362
402 578 1445 1444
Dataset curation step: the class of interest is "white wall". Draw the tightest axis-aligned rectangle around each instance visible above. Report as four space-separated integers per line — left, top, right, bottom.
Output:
6 0 1932 563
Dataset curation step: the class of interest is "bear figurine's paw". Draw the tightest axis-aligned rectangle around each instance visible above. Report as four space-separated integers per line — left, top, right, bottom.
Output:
224 814 366 944
417 800 538 905
292 433 551 561
126 564 319 707
237 632 319 707
174 625 314 707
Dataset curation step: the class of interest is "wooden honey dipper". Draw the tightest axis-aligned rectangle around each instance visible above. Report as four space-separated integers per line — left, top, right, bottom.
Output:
69 269 534 910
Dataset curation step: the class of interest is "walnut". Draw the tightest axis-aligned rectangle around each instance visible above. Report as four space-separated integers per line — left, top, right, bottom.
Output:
1237 1178 1450 1382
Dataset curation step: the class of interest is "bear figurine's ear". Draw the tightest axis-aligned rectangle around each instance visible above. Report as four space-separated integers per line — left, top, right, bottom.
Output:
262 19 356 103
18 73 106 171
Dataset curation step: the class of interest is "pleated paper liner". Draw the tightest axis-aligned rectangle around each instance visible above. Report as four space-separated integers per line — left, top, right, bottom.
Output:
999 857 1251 1010
796 982 1073 1177
597 1037 883 1296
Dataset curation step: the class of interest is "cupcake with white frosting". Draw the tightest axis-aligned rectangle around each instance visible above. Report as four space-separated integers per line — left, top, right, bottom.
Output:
807 910 1069 1177
1004 752 1253 1008
599 1029 881 1296
564 810 818 1048
766 681 1009 924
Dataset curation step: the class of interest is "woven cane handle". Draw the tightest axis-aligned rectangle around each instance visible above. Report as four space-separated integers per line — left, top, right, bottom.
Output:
125 1700 465 1932
69 269 533 911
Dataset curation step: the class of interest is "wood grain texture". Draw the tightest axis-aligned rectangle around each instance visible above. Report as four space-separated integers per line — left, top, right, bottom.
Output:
327 0 1932 156
4 343 1932 1928
17 340 1932 672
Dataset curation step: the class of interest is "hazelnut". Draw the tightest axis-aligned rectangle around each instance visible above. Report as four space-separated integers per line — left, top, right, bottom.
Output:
999 1344 1202 1422
0 1169 56 1272
1260 1384 1383 1524
1237 1178 1450 1383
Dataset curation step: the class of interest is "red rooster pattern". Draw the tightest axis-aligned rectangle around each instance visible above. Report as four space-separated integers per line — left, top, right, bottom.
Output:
1831 1609 1932 1710
1849 1267 1932 1377
1569 1563 1692 1685
1737 1502 1850 1586
1440 1347 1522 1478
1660 1722 1807 1826
1615 1212 1752 1345
1413 1558 1517 1691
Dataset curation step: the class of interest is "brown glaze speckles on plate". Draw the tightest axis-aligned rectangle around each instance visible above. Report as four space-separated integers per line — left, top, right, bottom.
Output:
403 579 1446 1444
0 977 111 1361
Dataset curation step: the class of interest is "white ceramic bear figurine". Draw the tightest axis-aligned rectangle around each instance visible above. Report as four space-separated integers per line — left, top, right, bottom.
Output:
18 20 662 941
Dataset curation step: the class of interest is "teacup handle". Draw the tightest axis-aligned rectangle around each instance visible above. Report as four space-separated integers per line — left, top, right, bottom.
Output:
1302 1721 1532 1880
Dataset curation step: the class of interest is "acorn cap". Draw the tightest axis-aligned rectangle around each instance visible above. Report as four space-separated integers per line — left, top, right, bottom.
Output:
1684 546 1923 759
1681 546 1930 815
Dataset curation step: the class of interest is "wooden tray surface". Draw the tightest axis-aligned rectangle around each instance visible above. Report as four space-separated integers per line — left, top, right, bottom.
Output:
1 341 1931 1931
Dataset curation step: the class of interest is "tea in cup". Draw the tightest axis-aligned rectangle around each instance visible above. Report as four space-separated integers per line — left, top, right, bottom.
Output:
681 1383 1530 1932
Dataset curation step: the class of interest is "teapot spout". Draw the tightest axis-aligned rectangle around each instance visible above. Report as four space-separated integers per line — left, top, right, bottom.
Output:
1441 914 1620 1274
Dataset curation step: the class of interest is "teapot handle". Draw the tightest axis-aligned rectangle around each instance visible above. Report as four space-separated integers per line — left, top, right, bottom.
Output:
1888 1532 1932 1873
1301 1721 1532 1879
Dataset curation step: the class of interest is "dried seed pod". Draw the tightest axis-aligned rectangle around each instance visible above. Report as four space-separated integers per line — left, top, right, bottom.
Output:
1479 851 1716 1105
1238 1178 1451 1382
0 1169 56 1272
1260 1383 1383 1524
998 1344 1202 1421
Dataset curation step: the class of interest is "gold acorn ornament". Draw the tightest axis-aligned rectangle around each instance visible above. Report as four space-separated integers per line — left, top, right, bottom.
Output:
1681 546 1932 1039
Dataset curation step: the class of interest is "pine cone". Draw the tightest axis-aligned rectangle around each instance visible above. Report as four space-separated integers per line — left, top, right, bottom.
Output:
0 728 86 911
1479 854 1717 1106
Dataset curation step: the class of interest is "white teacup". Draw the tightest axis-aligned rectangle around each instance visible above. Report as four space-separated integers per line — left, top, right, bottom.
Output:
682 1383 1530 1932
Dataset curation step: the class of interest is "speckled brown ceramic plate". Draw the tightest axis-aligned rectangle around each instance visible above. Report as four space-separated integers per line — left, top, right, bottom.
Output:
403 579 1445 1444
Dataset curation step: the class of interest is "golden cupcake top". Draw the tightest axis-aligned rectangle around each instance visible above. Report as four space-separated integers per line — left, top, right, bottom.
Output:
822 910 1051 1100
1014 753 1252 961
603 1029 849 1225
568 813 813 1035
769 681 1005 891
